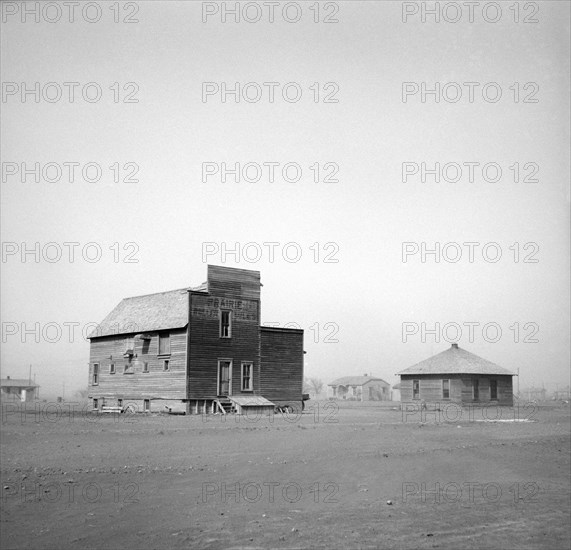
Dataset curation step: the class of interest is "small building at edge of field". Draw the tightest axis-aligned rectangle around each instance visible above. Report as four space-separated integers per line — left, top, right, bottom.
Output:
396 344 516 407
0 377 39 403
327 375 391 401
87 265 304 415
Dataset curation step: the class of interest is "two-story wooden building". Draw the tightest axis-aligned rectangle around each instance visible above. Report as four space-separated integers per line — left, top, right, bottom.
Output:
87 266 304 414
397 343 516 407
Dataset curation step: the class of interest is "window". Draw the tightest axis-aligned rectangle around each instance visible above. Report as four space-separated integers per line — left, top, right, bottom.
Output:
93 398 99 410
143 362 149 373
143 399 150 412
109 363 115 375
241 362 253 391
220 310 231 338
158 333 170 355
117 399 123 408
473 379 479 400
124 337 135 355
490 379 498 400
412 379 420 399
442 379 450 399
92 364 99 385
124 358 134 374
163 360 170 371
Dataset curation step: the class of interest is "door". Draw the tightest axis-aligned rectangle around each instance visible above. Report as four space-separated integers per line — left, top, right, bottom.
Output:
218 360 231 396
473 378 479 401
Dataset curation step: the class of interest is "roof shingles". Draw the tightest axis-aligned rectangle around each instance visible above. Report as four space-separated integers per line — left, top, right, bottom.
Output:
397 345 515 376
89 288 192 338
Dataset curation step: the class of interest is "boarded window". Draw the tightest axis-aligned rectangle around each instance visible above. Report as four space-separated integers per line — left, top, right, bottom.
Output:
413 379 420 399
220 310 231 338
442 379 450 399
241 362 253 391
490 379 498 400
124 358 134 374
124 337 135 354
159 333 170 355
92 364 99 385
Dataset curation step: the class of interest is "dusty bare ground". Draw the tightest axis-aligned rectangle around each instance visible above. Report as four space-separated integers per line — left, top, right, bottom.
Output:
1 400 569 550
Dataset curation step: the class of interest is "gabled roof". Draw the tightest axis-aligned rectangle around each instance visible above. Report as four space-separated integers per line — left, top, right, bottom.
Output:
328 376 390 387
396 345 516 376
89 284 204 338
1 379 39 388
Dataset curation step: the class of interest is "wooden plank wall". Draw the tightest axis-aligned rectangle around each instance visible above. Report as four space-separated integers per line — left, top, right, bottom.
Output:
188 267 261 399
400 374 514 405
260 327 304 403
88 328 188 401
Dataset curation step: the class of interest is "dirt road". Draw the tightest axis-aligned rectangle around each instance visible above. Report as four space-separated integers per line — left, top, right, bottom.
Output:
1 401 569 549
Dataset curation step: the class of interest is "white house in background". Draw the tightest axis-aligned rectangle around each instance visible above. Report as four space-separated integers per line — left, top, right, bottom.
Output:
0 377 39 402
327 375 391 401
391 382 401 402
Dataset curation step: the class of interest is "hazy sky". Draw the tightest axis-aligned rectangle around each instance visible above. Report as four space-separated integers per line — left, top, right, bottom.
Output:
1 0 569 399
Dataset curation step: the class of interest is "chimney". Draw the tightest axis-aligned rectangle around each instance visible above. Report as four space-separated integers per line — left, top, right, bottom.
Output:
451 343 459 349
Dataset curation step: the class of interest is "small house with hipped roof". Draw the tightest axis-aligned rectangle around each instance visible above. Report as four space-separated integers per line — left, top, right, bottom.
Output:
397 344 516 407
328 375 391 401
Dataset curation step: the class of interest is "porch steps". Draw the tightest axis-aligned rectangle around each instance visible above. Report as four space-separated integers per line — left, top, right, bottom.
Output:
214 398 235 414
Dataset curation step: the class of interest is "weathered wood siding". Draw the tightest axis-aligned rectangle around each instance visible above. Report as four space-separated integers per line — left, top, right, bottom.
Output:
188 267 261 399
400 374 513 406
88 328 187 401
260 327 304 403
